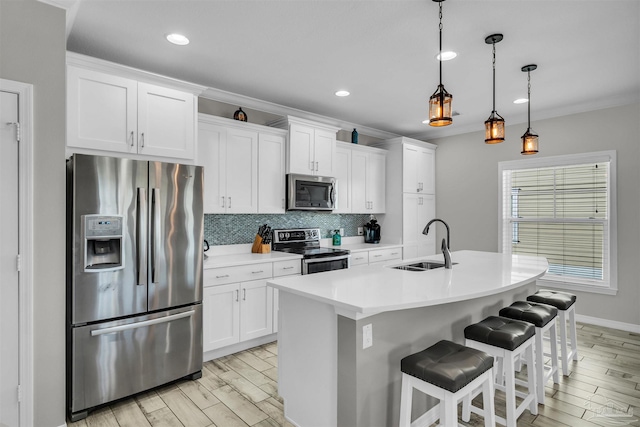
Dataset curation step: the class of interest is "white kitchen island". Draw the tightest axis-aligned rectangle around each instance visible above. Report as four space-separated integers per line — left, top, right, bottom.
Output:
267 250 548 427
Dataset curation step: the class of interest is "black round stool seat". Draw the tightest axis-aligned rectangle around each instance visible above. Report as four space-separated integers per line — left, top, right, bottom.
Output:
401 340 494 393
499 301 558 328
464 316 535 351
527 289 576 310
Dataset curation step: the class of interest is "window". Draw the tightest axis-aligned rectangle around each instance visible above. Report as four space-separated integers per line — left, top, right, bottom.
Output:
499 151 617 294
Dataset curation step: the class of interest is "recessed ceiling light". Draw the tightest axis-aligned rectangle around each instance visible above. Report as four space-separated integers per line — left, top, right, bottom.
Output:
166 33 189 46
335 90 350 97
514 98 529 104
436 51 457 61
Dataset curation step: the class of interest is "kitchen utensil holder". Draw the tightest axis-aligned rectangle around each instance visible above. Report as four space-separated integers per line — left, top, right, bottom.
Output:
251 235 263 253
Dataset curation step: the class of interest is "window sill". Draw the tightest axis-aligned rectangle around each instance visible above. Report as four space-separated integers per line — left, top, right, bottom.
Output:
536 278 618 296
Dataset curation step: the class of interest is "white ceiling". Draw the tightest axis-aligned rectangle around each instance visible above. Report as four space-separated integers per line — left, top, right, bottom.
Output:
64 0 640 140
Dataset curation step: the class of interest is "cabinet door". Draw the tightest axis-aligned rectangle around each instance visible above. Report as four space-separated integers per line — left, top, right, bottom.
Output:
258 133 286 213
351 150 368 213
288 123 315 174
225 128 258 213
137 83 195 159
67 66 137 153
313 128 336 176
367 152 386 213
417 194 436 256
198 122 226 213
334 146 352 213
403 194 436 259
203 284 240 352
240 280 273 341
417 148 435 194
402 144 420 193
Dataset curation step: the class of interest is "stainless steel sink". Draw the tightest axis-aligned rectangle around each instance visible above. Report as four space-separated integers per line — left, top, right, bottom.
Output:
391 261 457 271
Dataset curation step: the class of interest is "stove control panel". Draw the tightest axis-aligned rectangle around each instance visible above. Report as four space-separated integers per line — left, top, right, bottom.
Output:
273 228 321 243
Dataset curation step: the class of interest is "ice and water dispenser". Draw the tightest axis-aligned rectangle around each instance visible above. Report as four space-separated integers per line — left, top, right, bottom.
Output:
83 215 124 272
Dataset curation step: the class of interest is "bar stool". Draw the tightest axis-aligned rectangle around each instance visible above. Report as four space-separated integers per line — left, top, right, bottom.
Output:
464 316 538 427
399 340 496 427
499 301 560 404
527 289 578 376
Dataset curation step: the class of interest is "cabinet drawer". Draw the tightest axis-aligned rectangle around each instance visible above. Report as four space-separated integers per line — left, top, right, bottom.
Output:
368 248 403 264
350 252 369 266
204 262 272 286
273 259 301 277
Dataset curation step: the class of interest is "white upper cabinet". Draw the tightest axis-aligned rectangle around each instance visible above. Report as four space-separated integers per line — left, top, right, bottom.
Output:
349 144 386 214
258 132 286 213
66 54 203 160
333 145 352 214
272 116 339 176
198 114 287 214
403 144 435 194
402 193 436 259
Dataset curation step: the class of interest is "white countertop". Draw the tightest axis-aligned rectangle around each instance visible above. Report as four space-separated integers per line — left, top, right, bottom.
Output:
268 250 548 319
203 251 302 269
337 242 403 253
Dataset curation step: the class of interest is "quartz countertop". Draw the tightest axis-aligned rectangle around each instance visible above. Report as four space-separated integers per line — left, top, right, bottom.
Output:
268 250 548 319
337 242 403 253
203 251 302 269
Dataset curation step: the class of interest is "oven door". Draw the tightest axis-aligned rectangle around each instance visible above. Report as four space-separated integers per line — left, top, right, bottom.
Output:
287 174 336 211
302 255 350 275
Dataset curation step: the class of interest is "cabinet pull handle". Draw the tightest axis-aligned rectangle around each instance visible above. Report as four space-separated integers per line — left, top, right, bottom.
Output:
235 290 239 302
251 270 263 274
282 198 285 209
215 274 229 279
315 161 319 171
310 161 314 171
243 289 246 300
130 131 134 147
282 266 293 270
391 252 399 255
221 197 225 208
355 257 363 260
228 197 232 209
140 132 145 147
373 254 382 258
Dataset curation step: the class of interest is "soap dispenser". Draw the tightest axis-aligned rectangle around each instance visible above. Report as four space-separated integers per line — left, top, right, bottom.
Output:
332 229 342 246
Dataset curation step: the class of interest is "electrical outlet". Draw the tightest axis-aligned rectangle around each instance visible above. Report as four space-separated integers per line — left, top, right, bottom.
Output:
358 227 364 236
363 324 373 349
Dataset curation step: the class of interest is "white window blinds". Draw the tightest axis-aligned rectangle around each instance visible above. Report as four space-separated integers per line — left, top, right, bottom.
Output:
499 152 617 291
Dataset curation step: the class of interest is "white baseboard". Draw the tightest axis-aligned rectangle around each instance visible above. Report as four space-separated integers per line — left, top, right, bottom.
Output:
575 314 640 333
203 334 277 362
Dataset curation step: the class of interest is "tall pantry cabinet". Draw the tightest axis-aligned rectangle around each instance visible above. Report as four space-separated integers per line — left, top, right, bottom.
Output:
374 138 437 259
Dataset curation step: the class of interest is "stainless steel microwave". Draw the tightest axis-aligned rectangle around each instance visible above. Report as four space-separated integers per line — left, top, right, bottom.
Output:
286 174 336 211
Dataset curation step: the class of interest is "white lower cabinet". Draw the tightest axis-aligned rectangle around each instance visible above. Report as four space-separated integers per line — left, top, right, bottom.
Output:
239 280 273 342
350 247 402 267
272 259 302 334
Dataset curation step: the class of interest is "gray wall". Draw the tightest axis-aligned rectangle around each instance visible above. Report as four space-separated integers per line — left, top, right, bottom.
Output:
0 1 67 425
430 104 640 326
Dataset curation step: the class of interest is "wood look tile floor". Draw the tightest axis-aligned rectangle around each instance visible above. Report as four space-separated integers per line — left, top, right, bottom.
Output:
68 323 640 427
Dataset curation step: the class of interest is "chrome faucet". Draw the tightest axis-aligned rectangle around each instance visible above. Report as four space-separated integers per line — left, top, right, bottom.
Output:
422 219 452 269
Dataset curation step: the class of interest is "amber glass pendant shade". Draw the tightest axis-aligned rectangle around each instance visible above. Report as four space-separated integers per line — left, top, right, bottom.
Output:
521 129 539 155
484 111 505 144
429 85 453 127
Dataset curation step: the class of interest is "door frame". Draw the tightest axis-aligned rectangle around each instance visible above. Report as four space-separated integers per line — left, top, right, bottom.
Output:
1 78 34 427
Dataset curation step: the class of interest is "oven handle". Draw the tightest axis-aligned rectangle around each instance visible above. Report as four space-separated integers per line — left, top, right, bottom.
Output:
303 255 350 265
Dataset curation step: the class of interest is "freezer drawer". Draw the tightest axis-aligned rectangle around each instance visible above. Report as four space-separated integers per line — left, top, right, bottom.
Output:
68 304 202 419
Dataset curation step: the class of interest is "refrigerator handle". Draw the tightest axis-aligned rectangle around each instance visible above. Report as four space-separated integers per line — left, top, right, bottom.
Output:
90 310 195 336
151 188 161 284
137 188 148 286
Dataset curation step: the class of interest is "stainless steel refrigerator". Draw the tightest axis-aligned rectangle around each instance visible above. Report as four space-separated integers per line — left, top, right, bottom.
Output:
66 154 204 421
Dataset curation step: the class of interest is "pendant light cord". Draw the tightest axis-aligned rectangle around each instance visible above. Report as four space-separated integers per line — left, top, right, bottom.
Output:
492 42 496 113
527 70 531 129
438 1 443 87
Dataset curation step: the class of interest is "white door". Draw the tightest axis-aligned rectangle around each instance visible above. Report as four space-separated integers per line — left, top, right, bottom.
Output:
367 152 386 213
240 280 273 341
137 83 195 159
313 128 335 176
288 123 314 175
333 146 351 213
202 284 240 352
0 90 20 427
225 128 258 213
258 133 286 213
198 122 226 213
351 150 368 213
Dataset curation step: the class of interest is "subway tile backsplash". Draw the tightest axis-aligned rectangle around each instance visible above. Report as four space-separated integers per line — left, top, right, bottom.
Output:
204 213 374 245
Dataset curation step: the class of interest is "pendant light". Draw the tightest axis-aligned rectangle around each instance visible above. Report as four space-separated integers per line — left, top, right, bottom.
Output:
428 0 453 127
484 34 505 144
521 64 538 155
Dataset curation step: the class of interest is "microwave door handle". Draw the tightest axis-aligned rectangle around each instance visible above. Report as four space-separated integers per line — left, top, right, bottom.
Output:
136 188 147 286
330 183 336 206
151 188 161 284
